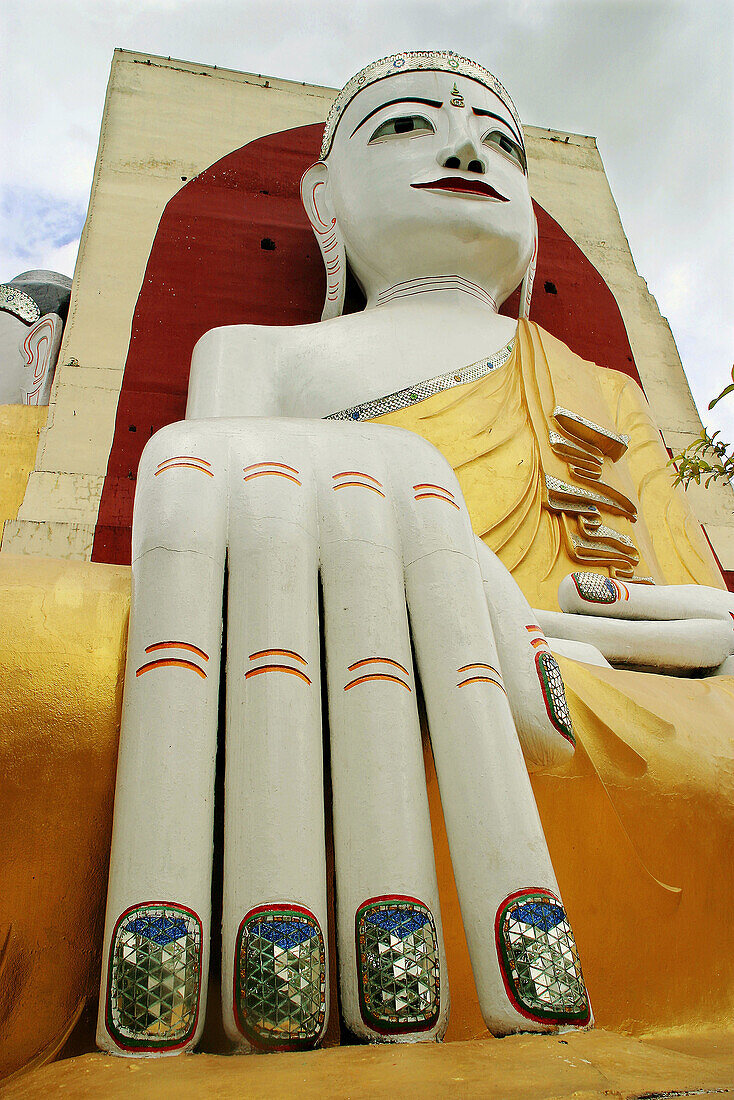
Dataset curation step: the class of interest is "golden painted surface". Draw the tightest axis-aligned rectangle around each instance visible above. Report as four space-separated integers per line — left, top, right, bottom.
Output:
0 406 48 531
373 321 723 608
6 1028 734 1099
0 555 129 1081
1 329 732 1076
375 323 734 1040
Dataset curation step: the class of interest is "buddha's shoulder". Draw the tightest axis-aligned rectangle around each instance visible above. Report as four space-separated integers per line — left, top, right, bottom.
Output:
531 322 645 402
193 311 382 361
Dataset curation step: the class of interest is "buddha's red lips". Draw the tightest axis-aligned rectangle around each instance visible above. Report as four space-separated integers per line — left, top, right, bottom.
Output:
411 177 509 201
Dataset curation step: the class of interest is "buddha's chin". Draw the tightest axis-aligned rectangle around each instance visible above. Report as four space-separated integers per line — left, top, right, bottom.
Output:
346 227 532 305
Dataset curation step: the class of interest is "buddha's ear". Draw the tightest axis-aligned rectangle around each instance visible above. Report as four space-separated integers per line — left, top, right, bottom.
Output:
21 312 63 405
519 211 538 320
300 161 346 321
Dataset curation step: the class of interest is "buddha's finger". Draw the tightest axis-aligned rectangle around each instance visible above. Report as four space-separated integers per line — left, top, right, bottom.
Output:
559 572 734 622
98 423 228 1055
536 608 734 672
474 536 576 771
317 429 448 1043
221 438 328 1052
395 448 592 1036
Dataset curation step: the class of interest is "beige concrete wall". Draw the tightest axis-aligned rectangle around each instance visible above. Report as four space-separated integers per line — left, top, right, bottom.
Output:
4 51 732 569
2 51 336 558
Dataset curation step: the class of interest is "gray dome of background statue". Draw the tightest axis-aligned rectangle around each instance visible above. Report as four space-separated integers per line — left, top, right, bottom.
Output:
6 270 72 322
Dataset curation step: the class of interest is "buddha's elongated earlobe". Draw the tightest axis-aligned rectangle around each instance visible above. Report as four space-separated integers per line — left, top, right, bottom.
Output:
300 162 347 321
519 213 538 320
22 312 63 405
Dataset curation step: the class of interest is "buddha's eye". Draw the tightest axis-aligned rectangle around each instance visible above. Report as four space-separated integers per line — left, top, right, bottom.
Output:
368 115 435 143
482 130 527 172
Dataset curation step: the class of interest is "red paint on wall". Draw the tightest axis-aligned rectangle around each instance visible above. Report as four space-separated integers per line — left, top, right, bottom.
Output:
93 123 644 566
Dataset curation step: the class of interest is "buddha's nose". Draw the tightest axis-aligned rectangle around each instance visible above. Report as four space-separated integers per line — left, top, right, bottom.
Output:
441 135 486 175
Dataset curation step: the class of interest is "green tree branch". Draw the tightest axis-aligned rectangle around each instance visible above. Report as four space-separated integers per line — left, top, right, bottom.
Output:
668 367 734 490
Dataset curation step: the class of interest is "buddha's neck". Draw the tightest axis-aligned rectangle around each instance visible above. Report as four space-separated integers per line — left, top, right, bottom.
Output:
365 275 501 314
363 277 518 355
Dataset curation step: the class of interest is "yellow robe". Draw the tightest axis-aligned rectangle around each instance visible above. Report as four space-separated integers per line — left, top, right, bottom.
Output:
372 321 734 1041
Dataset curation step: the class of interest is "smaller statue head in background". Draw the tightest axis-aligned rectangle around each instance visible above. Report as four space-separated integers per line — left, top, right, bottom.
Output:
0 270 72 405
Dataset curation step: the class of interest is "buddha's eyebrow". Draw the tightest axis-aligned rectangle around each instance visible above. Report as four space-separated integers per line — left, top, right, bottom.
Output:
471 106 524 150
350 98 443 138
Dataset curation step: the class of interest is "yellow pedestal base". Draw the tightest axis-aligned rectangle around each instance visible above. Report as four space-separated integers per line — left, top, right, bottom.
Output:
4 1029 734 1100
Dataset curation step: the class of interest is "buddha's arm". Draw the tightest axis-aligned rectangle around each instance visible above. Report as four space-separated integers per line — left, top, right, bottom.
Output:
186 325 287 419
600 371 725 588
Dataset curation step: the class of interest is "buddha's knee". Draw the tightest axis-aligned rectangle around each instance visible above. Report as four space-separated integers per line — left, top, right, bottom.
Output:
132 421 228 560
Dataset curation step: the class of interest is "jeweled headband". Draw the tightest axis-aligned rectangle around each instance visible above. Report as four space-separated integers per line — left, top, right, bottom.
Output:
320 50 523 161
0 285 41 325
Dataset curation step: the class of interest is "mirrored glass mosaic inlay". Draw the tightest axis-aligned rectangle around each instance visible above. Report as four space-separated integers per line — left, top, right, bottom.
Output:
536 652 575 745
356 896 440 1033
107 902 202 1049
235 906 326 1049
572 572 618 603
497 890 589 1023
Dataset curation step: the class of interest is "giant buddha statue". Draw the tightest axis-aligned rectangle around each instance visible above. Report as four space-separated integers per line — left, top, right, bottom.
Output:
2 52 733 1085
96 52 734 1058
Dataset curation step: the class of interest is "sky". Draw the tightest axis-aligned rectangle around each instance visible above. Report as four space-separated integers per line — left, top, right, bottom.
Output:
2 0 732 440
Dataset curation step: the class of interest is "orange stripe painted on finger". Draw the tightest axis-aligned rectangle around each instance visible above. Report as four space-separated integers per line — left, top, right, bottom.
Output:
414 492 460 509
344 674 411 692
249 648 308 665
333 471 383 486
136 658 207 678
412 483 456 498
243 470 302 485
245 665 312 685
155 462 214 477
156 455 212 468
347 657 410 675
333 481 386 497
145 641 209 661
243 461 299 474
457 662 501 676
457 675 506 693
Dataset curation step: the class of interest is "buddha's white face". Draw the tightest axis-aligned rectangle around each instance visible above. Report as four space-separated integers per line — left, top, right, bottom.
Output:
323 70 535 307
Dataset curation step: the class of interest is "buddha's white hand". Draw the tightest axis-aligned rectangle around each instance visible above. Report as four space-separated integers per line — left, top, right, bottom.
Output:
534 573 734 675
100 415 590 1056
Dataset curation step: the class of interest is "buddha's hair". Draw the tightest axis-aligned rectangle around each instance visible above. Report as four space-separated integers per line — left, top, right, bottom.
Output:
320 50 523 160
0 270 72 326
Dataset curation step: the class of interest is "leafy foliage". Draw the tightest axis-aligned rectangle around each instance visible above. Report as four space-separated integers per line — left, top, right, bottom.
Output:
669 367 734 490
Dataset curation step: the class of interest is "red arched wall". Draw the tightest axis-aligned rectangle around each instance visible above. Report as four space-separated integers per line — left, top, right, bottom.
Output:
92 122 644 566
